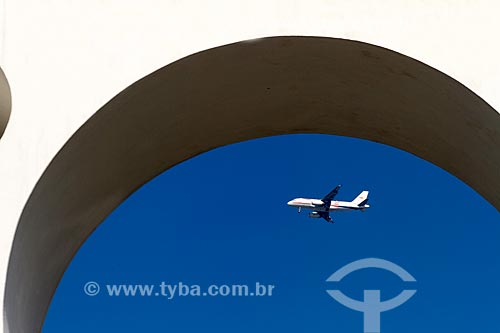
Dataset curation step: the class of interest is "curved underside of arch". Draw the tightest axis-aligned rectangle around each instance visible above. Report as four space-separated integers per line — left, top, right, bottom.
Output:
0 66 11 140
4 36 500 333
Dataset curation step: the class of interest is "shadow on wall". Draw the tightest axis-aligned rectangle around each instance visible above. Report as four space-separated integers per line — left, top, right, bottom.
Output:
0 66 11 139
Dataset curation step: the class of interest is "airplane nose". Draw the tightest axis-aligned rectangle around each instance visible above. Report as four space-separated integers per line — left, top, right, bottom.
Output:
287 200 294 206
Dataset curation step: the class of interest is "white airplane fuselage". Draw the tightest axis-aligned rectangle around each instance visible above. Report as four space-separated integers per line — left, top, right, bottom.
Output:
287 186 369 223
287 198 370 212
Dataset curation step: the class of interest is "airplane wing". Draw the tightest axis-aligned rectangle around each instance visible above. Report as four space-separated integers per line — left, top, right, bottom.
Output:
318 211 333 223
321 184 342 207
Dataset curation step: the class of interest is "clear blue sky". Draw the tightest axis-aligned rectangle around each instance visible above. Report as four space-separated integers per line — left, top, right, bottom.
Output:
43 134 500 332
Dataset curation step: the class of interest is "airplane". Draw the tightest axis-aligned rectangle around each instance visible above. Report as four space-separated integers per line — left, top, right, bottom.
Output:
287 185 369 223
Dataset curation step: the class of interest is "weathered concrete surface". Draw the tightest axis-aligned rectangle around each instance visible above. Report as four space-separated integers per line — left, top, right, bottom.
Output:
4 36 500 333
0 67 11 140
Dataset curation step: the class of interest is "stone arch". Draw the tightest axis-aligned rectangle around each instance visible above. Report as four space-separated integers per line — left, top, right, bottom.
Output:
4 36 500 333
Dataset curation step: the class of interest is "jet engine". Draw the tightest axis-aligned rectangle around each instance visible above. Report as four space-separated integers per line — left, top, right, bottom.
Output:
308 212 321 218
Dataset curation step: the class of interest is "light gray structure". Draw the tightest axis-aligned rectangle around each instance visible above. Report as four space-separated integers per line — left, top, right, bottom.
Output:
0 67 11 140
4 37 500 333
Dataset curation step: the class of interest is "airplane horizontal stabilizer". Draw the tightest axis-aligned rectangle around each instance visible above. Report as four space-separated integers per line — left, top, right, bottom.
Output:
357 198 369 207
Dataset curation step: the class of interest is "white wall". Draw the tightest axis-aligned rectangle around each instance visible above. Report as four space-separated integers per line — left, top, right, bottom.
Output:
0 1 499 331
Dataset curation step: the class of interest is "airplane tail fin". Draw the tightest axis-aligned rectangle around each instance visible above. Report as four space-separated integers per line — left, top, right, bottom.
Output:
352 191 369 206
